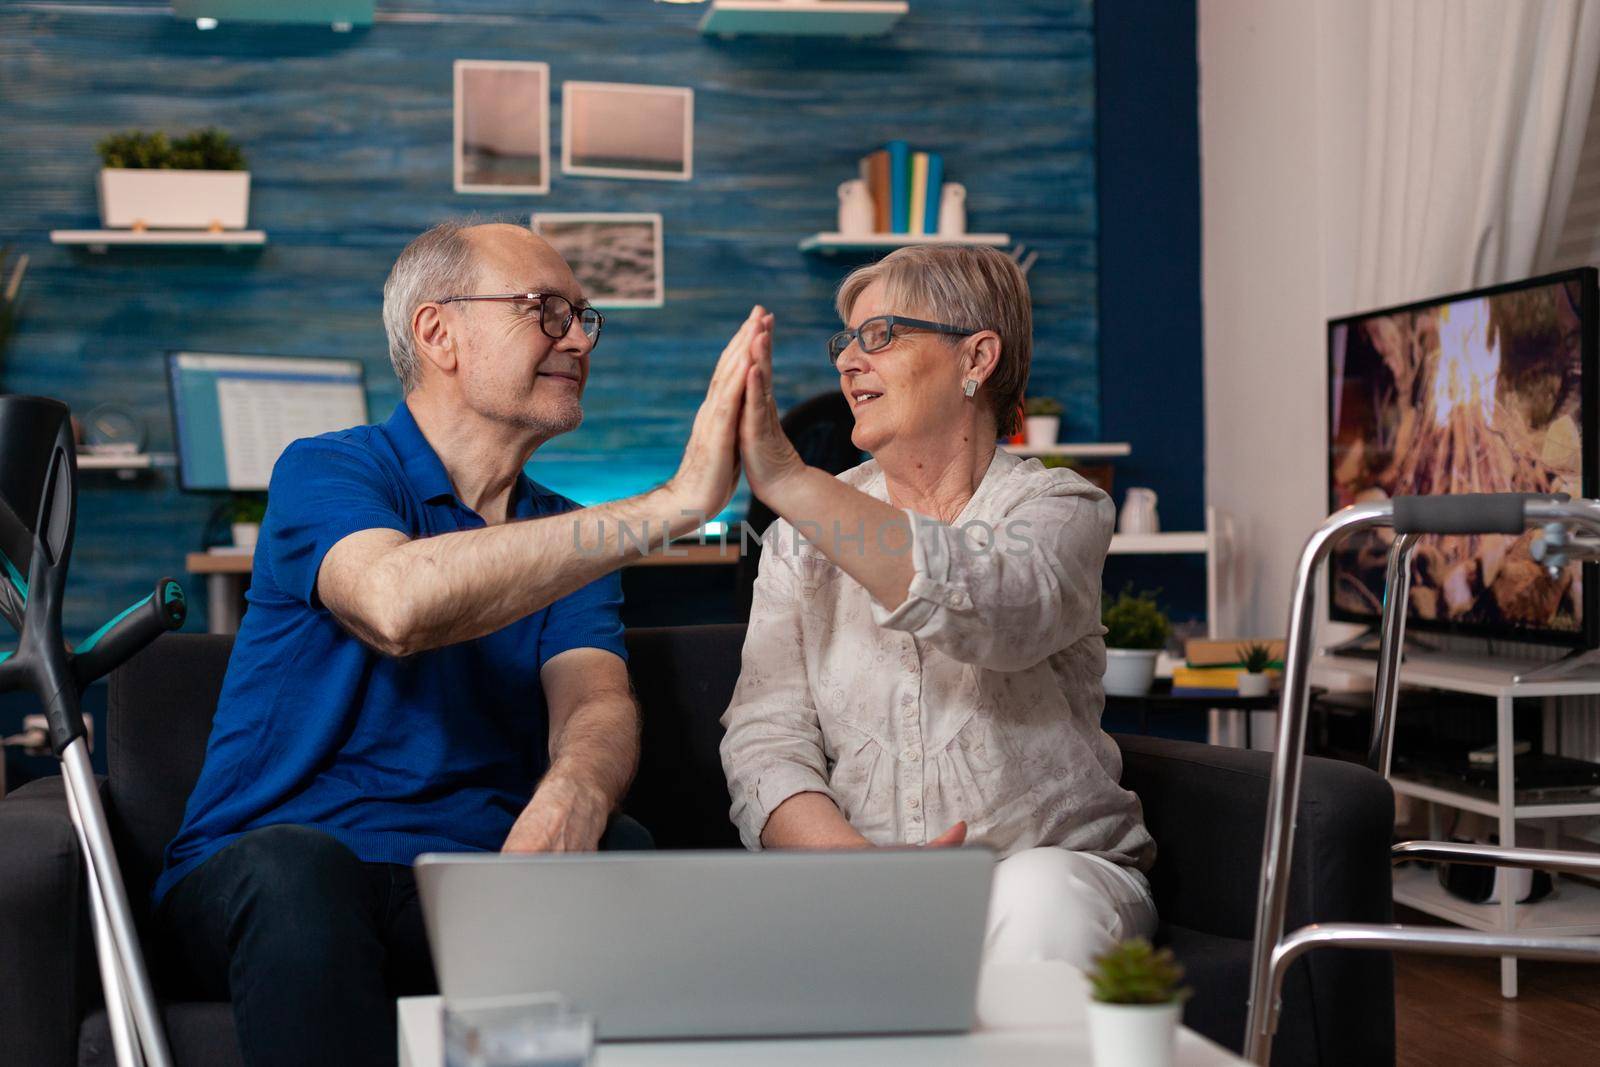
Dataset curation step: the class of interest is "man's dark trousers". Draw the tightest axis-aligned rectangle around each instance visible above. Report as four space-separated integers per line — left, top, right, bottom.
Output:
159 817 653 1067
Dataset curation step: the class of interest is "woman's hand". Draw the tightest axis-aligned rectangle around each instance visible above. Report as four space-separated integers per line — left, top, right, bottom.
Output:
666 307 766 533
740 312 809 507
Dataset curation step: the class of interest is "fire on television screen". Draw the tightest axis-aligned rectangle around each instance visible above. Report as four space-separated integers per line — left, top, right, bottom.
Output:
1327 268 1599 647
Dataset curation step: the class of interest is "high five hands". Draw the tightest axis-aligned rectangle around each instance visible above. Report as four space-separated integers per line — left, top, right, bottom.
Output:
667 306 808 527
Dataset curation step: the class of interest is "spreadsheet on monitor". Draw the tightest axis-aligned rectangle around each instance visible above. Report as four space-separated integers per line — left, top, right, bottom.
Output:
168 352 369 491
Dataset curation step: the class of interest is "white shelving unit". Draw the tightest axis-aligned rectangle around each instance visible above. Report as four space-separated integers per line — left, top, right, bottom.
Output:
700 1 908 38
51 230 266 253
1314 650 1600 997
76 452 176 481
1109 532 1210 555
799 232 1010 254
1002 442 1132 459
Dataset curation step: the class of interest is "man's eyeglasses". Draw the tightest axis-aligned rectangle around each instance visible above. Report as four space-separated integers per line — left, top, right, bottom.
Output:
827 315 977 365
438 292 604 345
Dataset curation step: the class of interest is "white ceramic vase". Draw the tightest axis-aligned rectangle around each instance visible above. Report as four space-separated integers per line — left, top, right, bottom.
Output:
938 182 967 236
1103 648 1159 697
98 168 252 230
231 522 260 550
1086 999 1182 1067
837 178 875 236
1236 672 1271 697
1024 415 1059 449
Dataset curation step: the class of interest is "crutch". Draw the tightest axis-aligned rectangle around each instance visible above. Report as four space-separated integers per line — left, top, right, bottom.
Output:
1243 493 1600 1066
0 396 187 1067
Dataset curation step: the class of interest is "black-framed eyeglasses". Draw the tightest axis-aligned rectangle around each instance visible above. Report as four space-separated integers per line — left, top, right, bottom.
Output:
827 315 977 365
437 292 604 345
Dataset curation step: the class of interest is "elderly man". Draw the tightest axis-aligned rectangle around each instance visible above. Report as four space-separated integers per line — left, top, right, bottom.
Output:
155 221 761 1067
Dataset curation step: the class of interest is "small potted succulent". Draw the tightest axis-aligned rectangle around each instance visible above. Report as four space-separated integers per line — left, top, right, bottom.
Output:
1101 585 1171 697
97 128 251 231
229 496 267 551
1235 641 1275 697
1023 396 1063 449
1086 938 1191 1067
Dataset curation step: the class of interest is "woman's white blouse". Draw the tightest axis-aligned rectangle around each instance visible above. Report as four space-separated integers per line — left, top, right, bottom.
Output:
719 450 1156 871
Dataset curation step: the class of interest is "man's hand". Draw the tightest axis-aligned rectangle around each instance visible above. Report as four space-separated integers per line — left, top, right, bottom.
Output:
739 312 809 508
665 306 770 534
501 775 611 854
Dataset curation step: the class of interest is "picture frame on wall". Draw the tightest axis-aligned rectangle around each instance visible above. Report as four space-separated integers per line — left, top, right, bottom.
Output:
561 82 694 182
455 59 551 195
532 212 665 309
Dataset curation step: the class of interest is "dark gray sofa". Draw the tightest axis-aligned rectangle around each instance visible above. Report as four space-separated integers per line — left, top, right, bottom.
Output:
0 626 1395 1065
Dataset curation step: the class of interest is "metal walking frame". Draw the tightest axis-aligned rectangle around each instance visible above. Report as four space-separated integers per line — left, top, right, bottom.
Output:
0 396 187 1067
1243 493 1600 1065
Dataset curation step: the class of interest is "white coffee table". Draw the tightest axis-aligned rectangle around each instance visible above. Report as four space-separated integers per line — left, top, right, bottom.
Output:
398 962 1249 1066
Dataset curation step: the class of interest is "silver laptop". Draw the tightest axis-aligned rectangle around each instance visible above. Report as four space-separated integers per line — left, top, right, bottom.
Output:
415 848 995 1040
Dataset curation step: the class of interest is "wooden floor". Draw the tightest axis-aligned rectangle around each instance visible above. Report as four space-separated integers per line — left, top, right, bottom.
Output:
1395 949 1600 1066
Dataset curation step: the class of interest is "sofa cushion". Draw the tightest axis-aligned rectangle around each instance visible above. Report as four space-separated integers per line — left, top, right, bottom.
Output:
80 1002 241 1067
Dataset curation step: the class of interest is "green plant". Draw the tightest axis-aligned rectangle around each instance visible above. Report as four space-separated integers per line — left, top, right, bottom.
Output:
228 496 267 525
1023 396 1063 417
1088 938 1192 1005
98 128 247 171
1237 641 1275 674
1101 585 1171 651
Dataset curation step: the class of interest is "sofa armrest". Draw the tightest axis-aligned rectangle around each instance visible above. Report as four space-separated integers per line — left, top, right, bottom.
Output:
1115 733 1394 939
0 776 101 1067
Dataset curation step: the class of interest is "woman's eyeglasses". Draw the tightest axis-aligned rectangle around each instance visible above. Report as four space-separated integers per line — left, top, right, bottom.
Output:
827 315 977 365
437 292 604 345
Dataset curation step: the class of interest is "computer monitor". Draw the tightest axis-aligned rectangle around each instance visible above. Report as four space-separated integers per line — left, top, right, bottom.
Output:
168 351 369 492
1327 267 1599 648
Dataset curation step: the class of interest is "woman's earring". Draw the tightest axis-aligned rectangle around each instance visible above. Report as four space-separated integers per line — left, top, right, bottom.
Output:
963 378 979 398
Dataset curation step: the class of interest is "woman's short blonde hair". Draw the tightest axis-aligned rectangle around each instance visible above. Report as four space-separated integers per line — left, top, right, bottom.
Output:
834 244 1032 436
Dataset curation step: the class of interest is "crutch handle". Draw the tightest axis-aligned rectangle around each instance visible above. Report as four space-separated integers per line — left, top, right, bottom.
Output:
71 579 187 688
1392 492 1565 535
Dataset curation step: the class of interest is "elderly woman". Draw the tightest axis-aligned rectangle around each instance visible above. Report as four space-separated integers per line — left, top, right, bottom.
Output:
721 245 1155 966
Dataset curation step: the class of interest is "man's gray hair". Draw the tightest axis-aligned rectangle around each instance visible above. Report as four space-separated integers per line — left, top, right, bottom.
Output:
382 220 481 393
835 244 1032 436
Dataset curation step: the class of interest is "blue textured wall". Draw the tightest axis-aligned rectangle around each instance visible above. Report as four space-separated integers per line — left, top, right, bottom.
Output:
1095 0 1207 627
0 0 1097 636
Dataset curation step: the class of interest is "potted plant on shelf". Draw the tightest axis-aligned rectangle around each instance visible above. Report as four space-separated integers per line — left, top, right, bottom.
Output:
1023 396 1062 449
97 128 251 231
1235 640 1275 697
1101 585 1171 697
1085 938 1191 1067
228 497 267 551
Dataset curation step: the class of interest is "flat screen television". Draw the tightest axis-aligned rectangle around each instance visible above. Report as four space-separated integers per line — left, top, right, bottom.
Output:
1327 267 1599 648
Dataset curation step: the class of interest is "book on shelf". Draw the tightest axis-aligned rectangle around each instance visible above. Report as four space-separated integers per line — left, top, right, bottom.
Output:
1185 637 1286 669
887 140 910 233
923 151 943 235
860 149 891 233
909 152 929 236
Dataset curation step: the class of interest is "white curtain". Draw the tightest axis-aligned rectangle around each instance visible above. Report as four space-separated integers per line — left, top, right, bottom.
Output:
1346 0 1600 311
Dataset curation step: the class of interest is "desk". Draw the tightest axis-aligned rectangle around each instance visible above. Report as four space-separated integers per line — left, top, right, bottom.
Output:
398 963 1247 1066
1103 680 1308 749
186 544 740 635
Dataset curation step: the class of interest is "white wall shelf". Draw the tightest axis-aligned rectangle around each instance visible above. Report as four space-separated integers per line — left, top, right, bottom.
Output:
51 230 267 253
701 1 908 38
799 232 1010 254
1393 864 1600 937
76 452 175 481
1002 442 1132 459
1109 532 1209 555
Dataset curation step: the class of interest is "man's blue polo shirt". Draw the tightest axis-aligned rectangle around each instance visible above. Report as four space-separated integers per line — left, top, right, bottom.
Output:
155 401 626 904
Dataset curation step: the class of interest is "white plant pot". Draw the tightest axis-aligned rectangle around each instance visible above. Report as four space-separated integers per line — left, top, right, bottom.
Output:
1024 415 1060 449
98 168 251 230
1236 672 1271 697
231 522 260 550
1103 648 1159 697
1086 999 1182 1067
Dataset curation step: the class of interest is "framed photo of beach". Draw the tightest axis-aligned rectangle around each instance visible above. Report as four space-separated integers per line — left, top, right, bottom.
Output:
454 60 551 195
531 212 665 309
561 82 694 182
